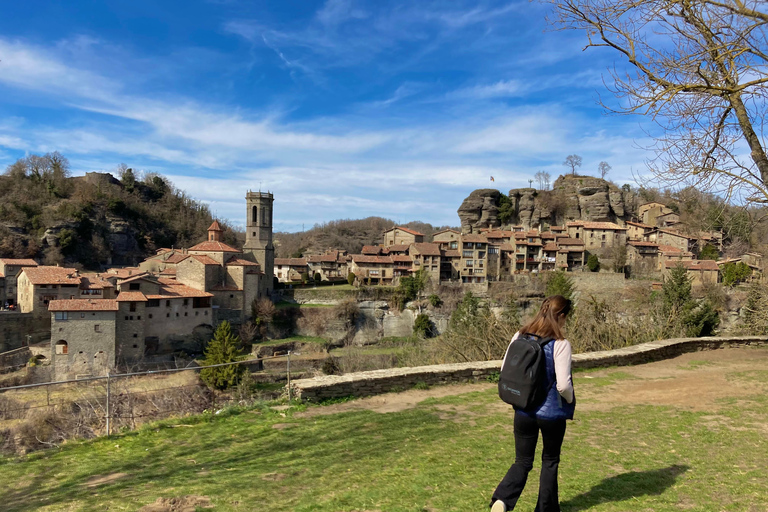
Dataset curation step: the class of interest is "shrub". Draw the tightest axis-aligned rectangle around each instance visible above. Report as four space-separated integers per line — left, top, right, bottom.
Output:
347 272 356 286
721 262 751 287
314 272 322 283
743 283 768 334
699 243 719 260
413 313 434 338
200 321 245 390
661 264 720 337
546 271 575 300
321 356 341 375
587 254 600 272
428 294 443 307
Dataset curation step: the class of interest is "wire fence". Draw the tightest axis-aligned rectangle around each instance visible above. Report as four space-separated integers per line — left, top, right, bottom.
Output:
0 352 302 452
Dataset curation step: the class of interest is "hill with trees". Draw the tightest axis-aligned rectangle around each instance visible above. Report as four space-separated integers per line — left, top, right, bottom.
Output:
274 218 455 258
0 153 240 269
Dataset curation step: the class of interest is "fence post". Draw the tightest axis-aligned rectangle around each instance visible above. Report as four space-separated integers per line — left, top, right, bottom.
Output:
287 350 291 401
106 372 111 437
46 384 50 407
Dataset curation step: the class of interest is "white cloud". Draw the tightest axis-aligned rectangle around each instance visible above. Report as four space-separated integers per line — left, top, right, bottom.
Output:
447 79 526 100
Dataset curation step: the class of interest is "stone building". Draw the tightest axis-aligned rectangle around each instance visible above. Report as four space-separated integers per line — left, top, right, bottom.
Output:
639 201 675 226
17 267 83 317
243 191 275 298
566 221 628 252
432 229 461 249
307 250 349 282
663 259 720 286
410 243 443 283
274 258 309 283
349 255 395 285
0 258 38 308
626 241 660 275
457 235 488 283
383 226 425 246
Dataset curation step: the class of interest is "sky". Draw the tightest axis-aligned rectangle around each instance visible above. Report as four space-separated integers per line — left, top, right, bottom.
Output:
0 0 654 232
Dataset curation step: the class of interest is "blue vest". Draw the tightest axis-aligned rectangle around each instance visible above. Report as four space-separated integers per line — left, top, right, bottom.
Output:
518 341 575 421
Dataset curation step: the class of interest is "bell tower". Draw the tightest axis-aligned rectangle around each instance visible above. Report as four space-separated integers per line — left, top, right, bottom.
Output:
243 191 274 297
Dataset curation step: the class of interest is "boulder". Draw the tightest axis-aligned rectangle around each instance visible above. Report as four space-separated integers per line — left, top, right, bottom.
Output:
457 189 501 233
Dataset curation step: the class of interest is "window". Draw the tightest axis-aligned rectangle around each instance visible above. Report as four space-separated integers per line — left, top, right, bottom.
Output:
166 300 171 307
133 344 138 349
149 314 153 319
184 312 188 316
80 313 85 318
54 312 68 321
489 247 499 255
466 260 474 267
450 242 458 249
133 333 138 338
230 294 234 298
463 250 473 258
94 325 101 333
166 313 170 317
129 302 137 312
137 316 141 320
183 299 189 306
602 234 606 240
129 283 141 291
55 340 68 355
147 299 159 307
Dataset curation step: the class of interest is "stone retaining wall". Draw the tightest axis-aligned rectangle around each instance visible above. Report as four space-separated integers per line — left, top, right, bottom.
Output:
292 335 768 402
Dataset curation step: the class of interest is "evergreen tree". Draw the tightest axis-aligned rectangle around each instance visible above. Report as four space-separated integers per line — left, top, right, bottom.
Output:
662 263 692 318
200 321 245 390
698 244 719 261
587 254 600 272
546 271 575 300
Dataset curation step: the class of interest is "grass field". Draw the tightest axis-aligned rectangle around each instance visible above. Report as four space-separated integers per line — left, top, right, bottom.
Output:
1 347 767 511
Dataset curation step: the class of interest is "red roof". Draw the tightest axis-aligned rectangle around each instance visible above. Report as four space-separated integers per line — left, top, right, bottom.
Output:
543 243 558 252
432 228 460 236
443 250 461 257
628 241 659 248
556 238 585 246
226 256 259 267
79 274 115 290
351 255 394 264
207 220 223 232
658 244 683 254
581 222 627 230
484 230 513 239
188 241 241 253
384 244 410 253
164 253 189 264
461 234 488 243
146 283 213 299
21 267 80 285
499 244 515 252
191 255 220 266
387 226 424 236
274 258 308 266
665 260 719 271
106 267 144 278
116 291 149 302
48 299 119 312
307 254 338 263
362 245 383 255
626 221 654 229
118 274 156 285
656 229 692 239
0 258 38 266
392 255 413 263
411 243 442 256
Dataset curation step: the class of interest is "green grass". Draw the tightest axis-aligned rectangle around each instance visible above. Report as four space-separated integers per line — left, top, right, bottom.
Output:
273 301 335 310
2 365 768 511
256 335 331 347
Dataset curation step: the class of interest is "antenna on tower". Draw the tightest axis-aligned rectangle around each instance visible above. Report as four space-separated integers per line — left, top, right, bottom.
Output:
259 181 262 192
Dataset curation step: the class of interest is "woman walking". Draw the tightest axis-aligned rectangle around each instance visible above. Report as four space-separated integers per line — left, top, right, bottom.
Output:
490 295 575 512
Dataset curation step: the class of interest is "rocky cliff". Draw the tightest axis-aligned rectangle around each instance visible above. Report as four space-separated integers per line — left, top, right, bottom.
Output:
458 175 630 232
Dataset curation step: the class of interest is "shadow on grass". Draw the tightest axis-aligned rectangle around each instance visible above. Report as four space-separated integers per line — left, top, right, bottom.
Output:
561 464 689 511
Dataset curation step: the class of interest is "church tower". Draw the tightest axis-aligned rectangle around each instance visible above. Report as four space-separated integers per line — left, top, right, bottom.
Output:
243 191 274 298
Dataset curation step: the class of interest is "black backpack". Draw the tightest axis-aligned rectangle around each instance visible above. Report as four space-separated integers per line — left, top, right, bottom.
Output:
498 333 555 410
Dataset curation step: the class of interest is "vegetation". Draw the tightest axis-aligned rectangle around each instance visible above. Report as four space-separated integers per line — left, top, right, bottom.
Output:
199 321 245 390
347 271 356 286
427 294 442 308
0 153 239 267
393 268 428 310
743 283 768 335
586 254 600 272
662 264 720 337
545 271 575 300
699 244 719 261
2 354 767 511
720 261 752 287
413 313 434 338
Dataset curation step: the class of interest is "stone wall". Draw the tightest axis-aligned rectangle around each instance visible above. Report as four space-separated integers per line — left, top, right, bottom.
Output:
292 336 768 401
0 346 31 373
0 312 48 352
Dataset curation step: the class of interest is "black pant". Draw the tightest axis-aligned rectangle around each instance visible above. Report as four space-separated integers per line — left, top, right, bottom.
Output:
491 411 567 511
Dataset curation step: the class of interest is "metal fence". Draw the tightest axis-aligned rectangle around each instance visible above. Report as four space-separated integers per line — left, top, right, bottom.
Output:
0 352 301 443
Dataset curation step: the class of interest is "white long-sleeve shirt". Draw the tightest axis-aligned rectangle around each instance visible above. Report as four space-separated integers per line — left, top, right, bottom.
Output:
509 332 574 404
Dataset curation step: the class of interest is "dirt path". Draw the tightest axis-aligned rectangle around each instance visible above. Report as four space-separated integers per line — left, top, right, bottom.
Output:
297 346 768 417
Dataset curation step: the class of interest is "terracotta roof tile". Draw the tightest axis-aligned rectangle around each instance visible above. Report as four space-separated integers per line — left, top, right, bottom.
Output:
0 258 38 266
351 255 394 264
147 283 213 299
79 274 115 290
387 226 424 236
443 250 461 257
274 258 308 266
362 245 383 255
116 291 148 302
626 221 654 229
21 266 80 285
118 274 154 285
207 220 223 231
307 254 338 263
432 228 460 236
556 238 585 246
392 255 413 263
226 256 259 266
543 243 559 252
164 253 190 264
581 222 627 230
106 267 144 278
665 260 719 271
385 244 410 253
460 234 488 243
499 244 516 252
628 241 659 248
411 243 442 256
48 299 119 312
191 255 220 266
188 241 241 253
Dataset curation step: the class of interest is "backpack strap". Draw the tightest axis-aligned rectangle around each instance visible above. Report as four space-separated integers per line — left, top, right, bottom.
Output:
523 333 556 347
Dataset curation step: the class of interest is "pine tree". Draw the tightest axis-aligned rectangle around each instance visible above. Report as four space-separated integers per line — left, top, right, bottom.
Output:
546 271 575 300
662 263 692 318
200 321 245 390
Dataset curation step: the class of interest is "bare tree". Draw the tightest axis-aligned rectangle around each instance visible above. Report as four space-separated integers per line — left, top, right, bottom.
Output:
535 171 545 190
598 161 612 179
547 0 768 204
542 171 551 190
564 154 582 175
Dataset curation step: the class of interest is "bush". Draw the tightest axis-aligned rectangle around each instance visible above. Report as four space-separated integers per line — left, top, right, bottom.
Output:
347 272 356 286
413 313 434 338
200 321 245 390
428 294 443 307
662 264 720 337
743 283 768 334
321 356 341 375
314 272 322 283
699 243 719 260
546 271 575 300
721 262 751 287
587 254 600 272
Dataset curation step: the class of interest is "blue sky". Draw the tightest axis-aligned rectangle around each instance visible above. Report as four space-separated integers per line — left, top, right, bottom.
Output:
0 0 653 232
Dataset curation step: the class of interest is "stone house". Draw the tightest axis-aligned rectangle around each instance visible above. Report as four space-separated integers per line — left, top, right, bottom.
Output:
657 244 695 271
663 260 720 286
626 241 660 275
567 221 628 252
362 245 384 255
553 237 586 271
17 267 82 317
409 243 443 283
0 258 38 308
656 211 681 228
349 255 395 285
307 251 349 282
639 201 675 226
274 258 309 283
440 250 461 281
649 229 695 253
432 229 461 249
541 243 558 272
625 221 655 241
457 235 488 283
512 231 543 272
384 226 425 246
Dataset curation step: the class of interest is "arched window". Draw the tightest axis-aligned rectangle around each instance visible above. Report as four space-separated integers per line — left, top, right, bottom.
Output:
252 205 258 223
55 340 68 355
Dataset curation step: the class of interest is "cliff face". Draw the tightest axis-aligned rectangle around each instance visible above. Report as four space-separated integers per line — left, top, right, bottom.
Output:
457 189 502 233
458 175 629 231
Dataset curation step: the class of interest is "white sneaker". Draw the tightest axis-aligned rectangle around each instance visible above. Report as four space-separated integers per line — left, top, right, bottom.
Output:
491 500 507 512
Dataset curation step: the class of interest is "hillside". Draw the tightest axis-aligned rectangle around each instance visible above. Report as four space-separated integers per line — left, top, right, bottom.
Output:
0 153 240 269
275 218 455 258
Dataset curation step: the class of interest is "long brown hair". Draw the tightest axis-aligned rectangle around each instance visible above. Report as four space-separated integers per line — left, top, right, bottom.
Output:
520 295 572 340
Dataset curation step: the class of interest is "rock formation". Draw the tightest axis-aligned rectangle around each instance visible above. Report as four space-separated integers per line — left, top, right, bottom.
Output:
457 189 501 233
458 175 629 231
